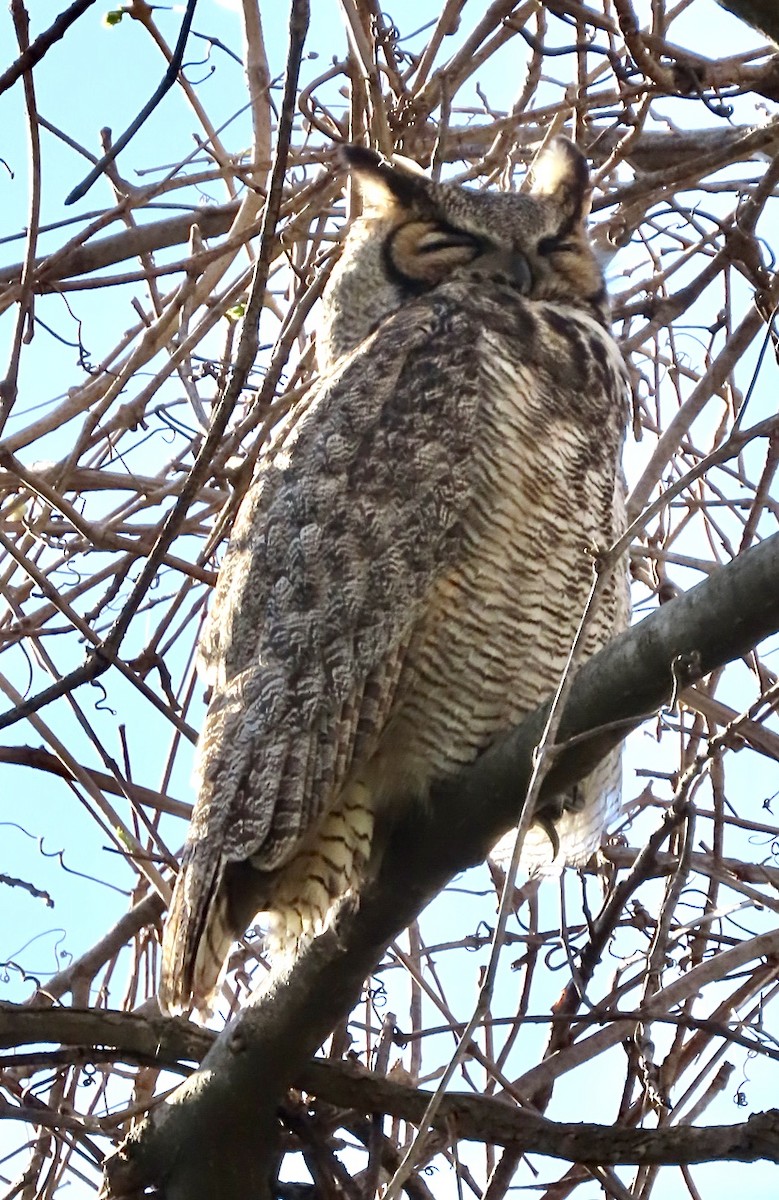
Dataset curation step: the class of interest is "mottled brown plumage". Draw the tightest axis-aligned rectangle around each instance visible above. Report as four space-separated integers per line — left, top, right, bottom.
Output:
159 139 629 1016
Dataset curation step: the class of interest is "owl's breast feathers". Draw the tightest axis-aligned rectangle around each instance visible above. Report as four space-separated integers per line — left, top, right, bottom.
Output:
160 282 627 1015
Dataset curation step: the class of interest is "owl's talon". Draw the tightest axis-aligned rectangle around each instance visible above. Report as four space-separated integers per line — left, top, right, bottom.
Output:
537 815 561 861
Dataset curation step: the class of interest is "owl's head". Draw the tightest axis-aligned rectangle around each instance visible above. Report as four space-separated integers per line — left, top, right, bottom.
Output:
318 138 606 373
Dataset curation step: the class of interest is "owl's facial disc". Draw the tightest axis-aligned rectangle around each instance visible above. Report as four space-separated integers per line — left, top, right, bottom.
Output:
387 220 481 285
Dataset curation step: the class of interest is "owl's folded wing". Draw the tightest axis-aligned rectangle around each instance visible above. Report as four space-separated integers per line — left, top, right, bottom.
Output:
160 288 484 1012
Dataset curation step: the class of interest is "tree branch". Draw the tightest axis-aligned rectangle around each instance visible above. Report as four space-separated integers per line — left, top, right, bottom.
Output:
3 123 779 292
715 0 779 46
5 1006 778 1165
0 0 98 97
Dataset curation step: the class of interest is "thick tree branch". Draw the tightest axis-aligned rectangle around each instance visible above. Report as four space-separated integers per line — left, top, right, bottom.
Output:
5 1006 779 1164
100 532 779 1199
0 203 240 286
295 1062 779 1164
0 1003 211 1067
715 0 779 46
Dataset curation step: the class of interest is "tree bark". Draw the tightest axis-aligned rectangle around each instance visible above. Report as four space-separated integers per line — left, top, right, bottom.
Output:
715 0 779 46
5 1005 779 1168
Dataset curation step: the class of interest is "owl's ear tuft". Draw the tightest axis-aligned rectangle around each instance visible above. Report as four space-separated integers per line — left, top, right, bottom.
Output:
338 144 384 174
339 145 427 214
529 137 592 223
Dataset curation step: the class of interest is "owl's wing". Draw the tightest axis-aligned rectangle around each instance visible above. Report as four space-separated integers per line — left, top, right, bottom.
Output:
161 292 482 1010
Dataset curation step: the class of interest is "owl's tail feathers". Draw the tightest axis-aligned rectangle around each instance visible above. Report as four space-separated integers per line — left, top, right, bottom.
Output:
159 850 267 1018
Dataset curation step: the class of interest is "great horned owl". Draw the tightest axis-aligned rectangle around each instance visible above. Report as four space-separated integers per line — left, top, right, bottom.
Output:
159 138 628 1016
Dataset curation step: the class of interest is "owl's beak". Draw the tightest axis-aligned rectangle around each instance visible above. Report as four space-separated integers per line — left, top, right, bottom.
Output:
474 247 533 295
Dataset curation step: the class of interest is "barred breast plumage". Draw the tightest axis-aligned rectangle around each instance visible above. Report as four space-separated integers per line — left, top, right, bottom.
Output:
159 138 629 1017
